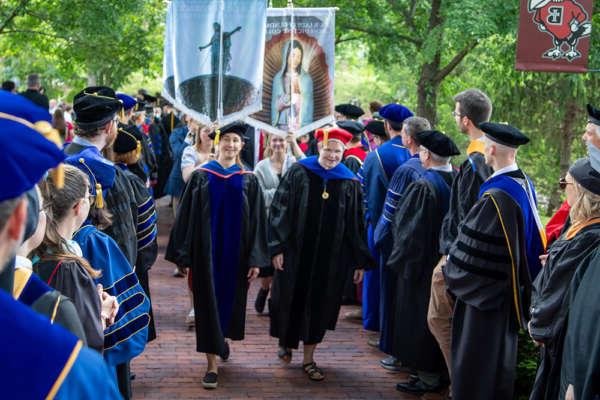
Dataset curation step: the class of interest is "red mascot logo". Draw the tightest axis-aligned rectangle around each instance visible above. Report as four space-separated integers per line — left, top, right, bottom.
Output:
529 0 592 61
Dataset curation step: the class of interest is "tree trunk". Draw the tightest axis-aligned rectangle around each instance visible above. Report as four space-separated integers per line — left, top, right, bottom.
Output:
416 0 443 125
546 100 579 215
416 61 440 125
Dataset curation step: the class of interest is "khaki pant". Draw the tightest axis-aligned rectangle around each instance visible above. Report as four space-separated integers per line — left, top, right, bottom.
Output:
427 256 454 376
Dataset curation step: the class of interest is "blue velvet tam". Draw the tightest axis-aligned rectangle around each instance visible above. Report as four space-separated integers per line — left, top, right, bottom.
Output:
64 147 116 202
0 91 65 201
116 93 137 111
378 103 414 125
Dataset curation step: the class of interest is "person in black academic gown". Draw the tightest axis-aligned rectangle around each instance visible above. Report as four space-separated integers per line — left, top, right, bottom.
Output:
64 86 139 268
388 130 459 395
111 125 158 342
444 123 545 400
269 127 373 382
528 158 600 400
560 247 600 400
165 122 269 390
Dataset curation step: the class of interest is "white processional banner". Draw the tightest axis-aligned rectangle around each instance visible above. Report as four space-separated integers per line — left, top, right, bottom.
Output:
162 0 267 126
246 7 336 137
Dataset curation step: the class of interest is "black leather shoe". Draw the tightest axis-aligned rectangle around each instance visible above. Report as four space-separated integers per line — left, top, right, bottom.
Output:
202 372 218 389
396 377 443 395
254 288 269 314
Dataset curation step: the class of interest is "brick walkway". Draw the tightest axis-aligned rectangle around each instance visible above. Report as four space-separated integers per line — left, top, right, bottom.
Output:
132 206 444 399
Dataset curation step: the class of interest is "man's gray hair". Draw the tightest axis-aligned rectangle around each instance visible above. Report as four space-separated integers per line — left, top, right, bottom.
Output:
27 73 40 88
403 116 431 141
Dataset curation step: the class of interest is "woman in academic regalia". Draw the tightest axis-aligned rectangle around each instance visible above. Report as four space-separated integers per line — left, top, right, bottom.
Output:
529 158 600 400
269 127 373 381
34 165 119 353
165 121 270 390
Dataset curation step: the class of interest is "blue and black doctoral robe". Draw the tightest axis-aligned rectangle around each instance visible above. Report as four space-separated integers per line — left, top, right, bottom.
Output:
74 222 151 365
0 289 121 400
165 161 270 356
386 168 455 372
373 154 424 355
64 142 138 267
444 169 545 400
116 163 158 341
269 157 374 349
357 136 410 331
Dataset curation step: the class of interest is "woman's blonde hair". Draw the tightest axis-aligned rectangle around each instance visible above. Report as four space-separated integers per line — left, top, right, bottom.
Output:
36 165 101 278
263 134 287 159
570 180 600 223
193 122 212 152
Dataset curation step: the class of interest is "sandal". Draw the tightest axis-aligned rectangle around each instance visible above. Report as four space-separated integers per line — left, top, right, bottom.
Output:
277 347 292 363
302 362 325 381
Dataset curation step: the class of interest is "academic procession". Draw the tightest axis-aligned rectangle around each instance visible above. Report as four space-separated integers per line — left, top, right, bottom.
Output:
1 0 600 399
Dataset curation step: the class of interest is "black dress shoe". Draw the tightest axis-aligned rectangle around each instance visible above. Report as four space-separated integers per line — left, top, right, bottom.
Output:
202 372 218 389
220 341 230 361
254 288 269 314
396 377 443 395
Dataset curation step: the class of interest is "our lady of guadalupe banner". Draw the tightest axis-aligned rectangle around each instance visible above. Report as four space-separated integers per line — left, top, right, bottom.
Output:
246 8 336 137
516 0 593 72
162 0 267 125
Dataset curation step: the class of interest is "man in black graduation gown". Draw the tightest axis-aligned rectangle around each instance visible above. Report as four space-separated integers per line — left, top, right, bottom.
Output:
428 89 493 381
388 130 459 394
444 123 545 400
64 86 138 267
269 127 373 381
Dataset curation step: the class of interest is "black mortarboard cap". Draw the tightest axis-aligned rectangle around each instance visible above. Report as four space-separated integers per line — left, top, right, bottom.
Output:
209 121 248 140
336 120 365 138
335 103 364 119
569 157 600 195
416 130 461 157
479 122 530 148
364 120 386 138
587 104 600 126
73 86 122 130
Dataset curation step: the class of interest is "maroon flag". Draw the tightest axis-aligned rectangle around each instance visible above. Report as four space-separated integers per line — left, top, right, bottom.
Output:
516 0 593 72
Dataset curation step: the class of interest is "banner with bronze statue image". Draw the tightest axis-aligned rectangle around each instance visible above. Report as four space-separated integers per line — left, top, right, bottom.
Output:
162 0 267 125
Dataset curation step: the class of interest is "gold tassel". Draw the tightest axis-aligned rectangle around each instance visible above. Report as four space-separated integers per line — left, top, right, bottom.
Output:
214 128 221 146
136 140 142 158
323 128 329 147
95 183 104 209
34 121 64 189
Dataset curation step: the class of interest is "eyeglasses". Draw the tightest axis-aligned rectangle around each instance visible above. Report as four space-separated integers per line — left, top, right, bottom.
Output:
451 111 462 118
559 178 573 190
86 193 95 204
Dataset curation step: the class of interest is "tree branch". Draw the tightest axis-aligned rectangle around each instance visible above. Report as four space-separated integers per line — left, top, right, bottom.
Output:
335 35 363 45
346 26 422 46
433 41 478 83
0 29 69 41
0 0 31 35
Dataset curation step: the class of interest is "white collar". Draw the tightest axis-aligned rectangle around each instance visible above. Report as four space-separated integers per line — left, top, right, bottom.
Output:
15 255 33 270
490 163 518 179
429 164 453 172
